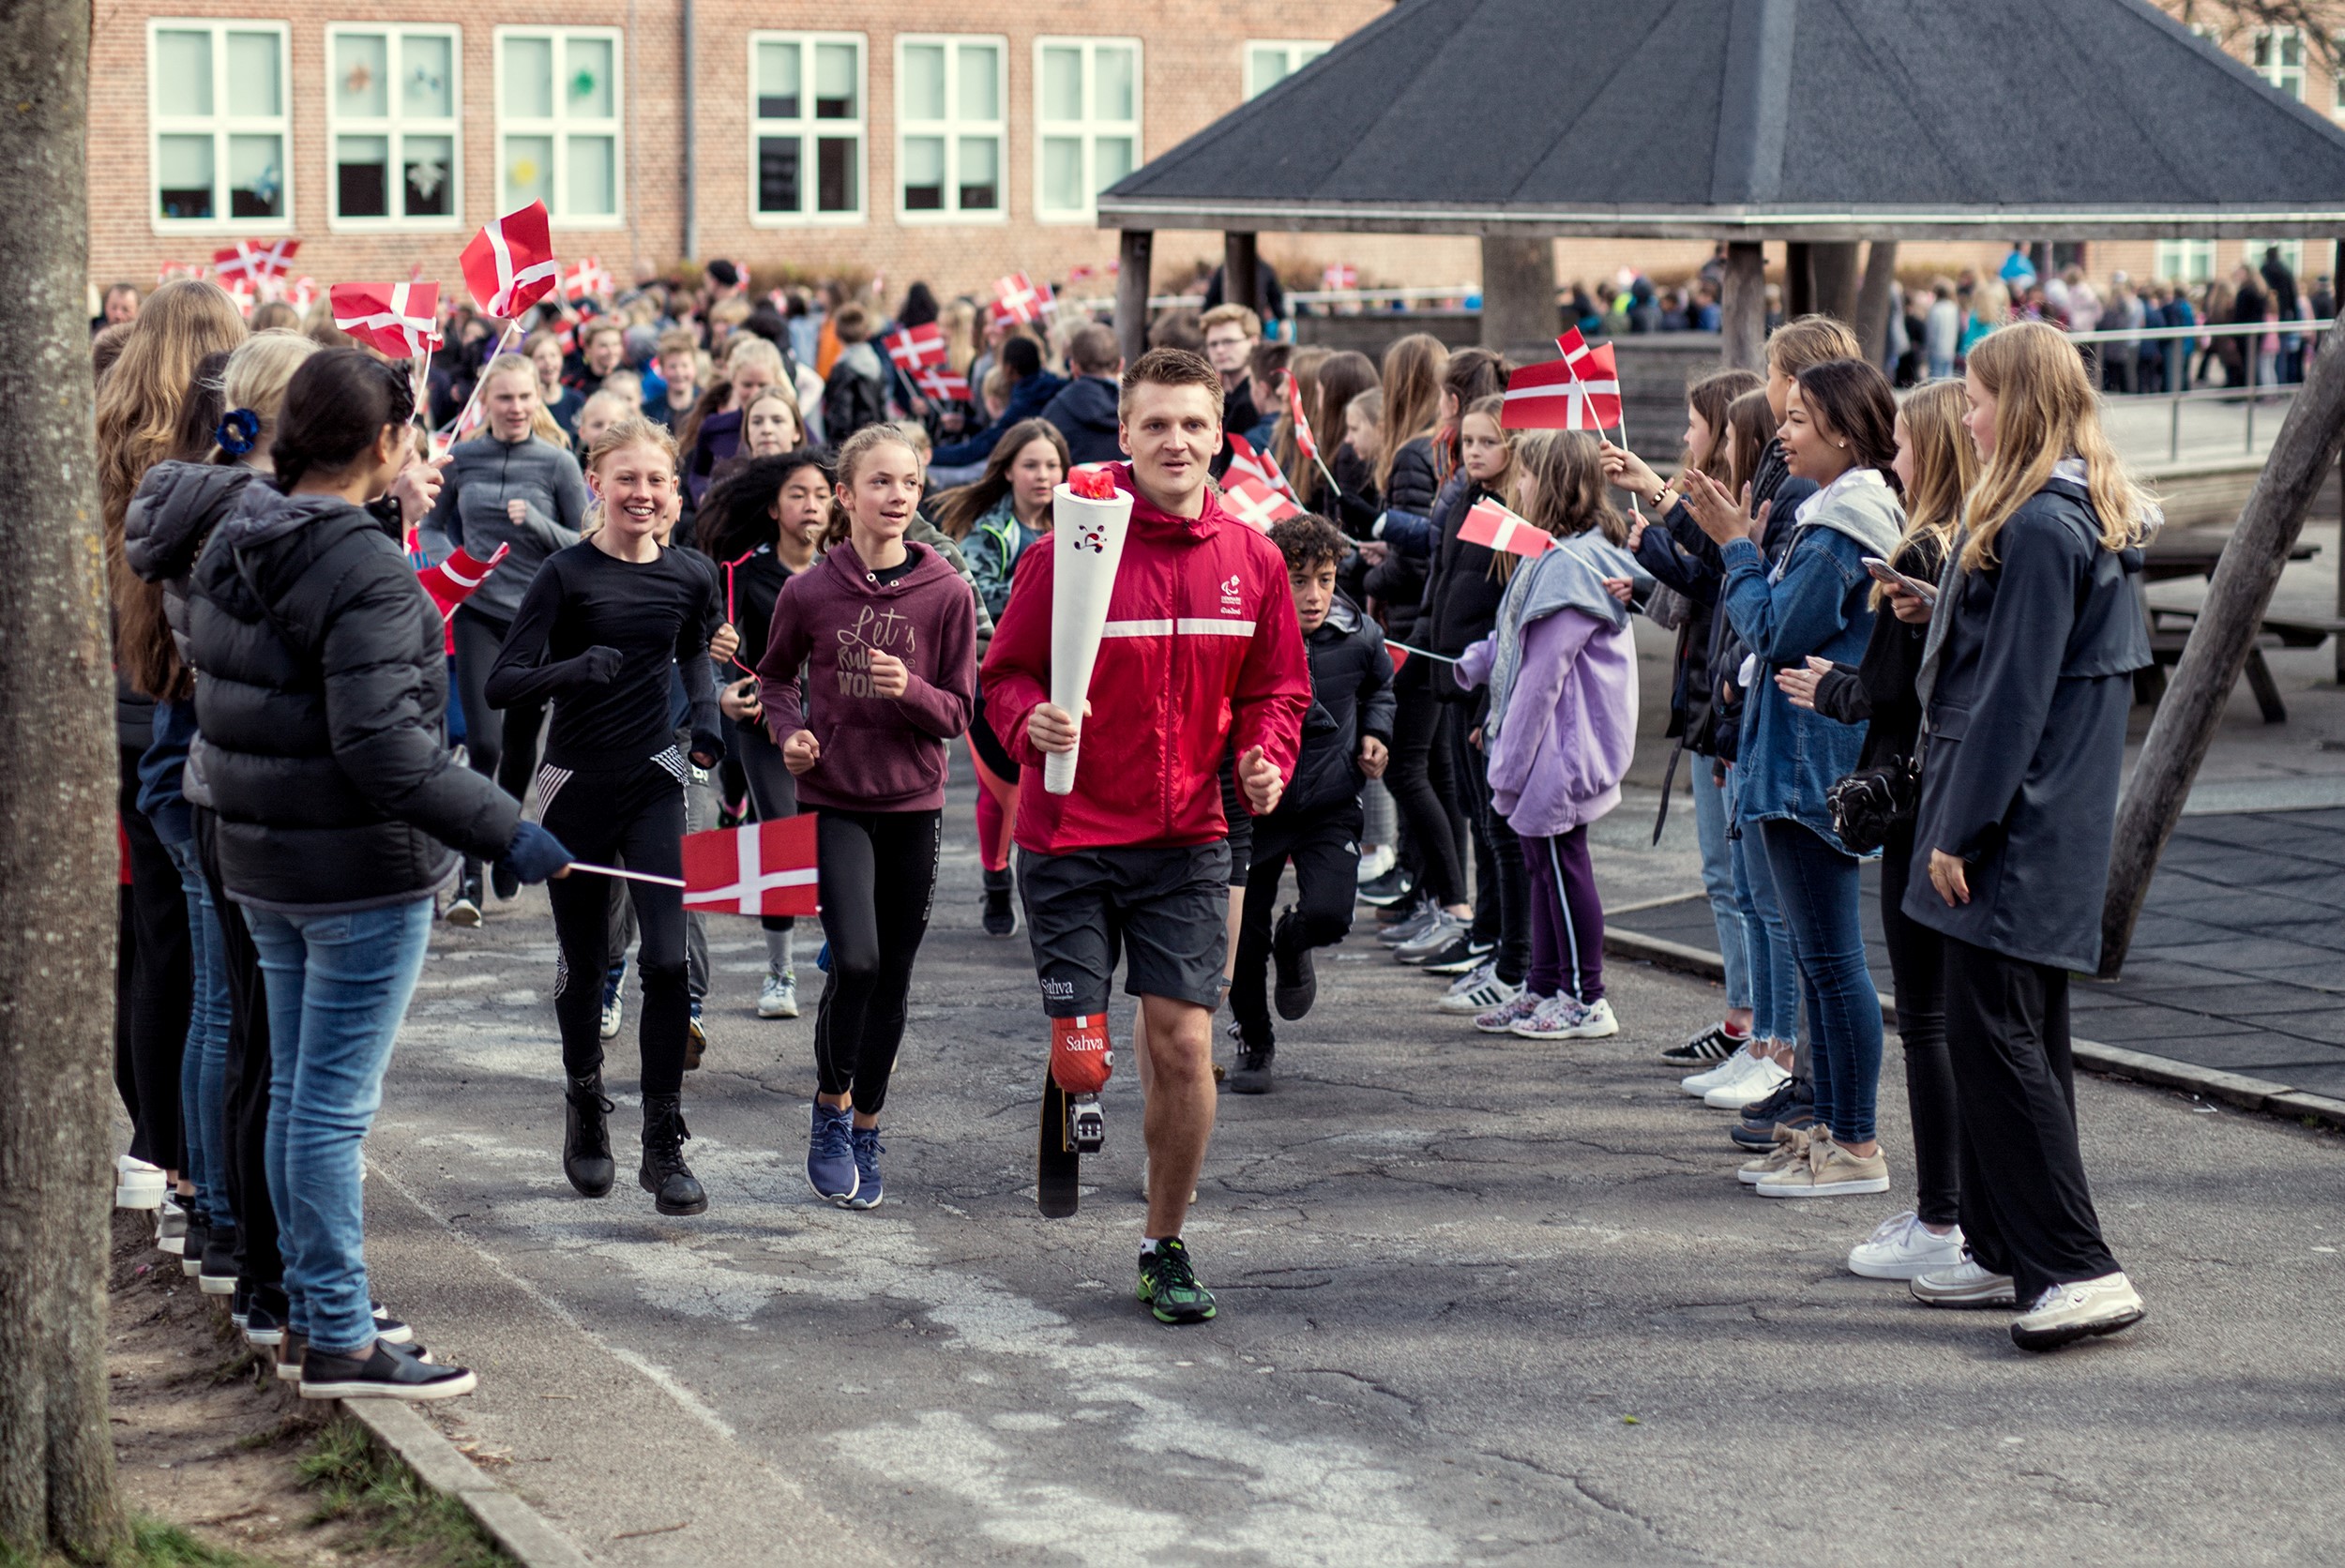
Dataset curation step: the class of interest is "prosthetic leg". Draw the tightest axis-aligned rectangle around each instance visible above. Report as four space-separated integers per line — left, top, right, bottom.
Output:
1037 1014 1111 1217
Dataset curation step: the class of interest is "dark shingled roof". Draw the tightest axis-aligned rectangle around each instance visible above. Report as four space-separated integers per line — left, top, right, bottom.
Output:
1100 0 2345 238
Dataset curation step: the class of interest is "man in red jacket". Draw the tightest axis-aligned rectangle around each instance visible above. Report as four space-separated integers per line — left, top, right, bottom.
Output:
983 348 1310 1324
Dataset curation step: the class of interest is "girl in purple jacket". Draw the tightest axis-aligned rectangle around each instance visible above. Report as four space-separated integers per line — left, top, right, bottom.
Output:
1454 432 1651 1043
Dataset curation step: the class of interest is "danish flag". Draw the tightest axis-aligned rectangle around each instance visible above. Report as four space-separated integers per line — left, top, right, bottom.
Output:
158 260 205 284
220 278 256 318
460 202 559 318
1225 432 1297 503
683 816 820 917
282 276 318 310
1322 263 1357 291
883 320 946 374
994 272 1051 324
1283 373 1321 467
212 238 299 284
416 543 510 622
1500 344 1621 432
562 256 613 303
1460 498 1552 558
331 281 443 360
914 365 970 403
1220 475 1303 532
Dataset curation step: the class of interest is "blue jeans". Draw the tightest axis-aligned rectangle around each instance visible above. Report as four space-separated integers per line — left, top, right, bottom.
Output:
1761 819 1884 1145
163 837 234 1233
245 898 432 1355
1730 807 1799 1043
1690 761 1749 1011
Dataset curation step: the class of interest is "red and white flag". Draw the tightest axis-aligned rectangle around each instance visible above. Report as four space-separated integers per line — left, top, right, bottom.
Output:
562 256 613 303
416 543 510 622
1460 498 1552 558
158 260 204 284
1225 432 1297 503
282 276 318 311
915 365 970 403
460 202 559 318
331 281 443 360
1500 345 1621 431
1221 475 1304 532
1322 263 1357 291
1282 373 1321 468
1067 264 1097 285
683 817 820 917
994 272 1051 324
220 278 256 318
212 238 299 284
883 320 946 374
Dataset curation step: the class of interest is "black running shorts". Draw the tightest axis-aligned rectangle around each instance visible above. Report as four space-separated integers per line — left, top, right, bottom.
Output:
1018 841 1233 1017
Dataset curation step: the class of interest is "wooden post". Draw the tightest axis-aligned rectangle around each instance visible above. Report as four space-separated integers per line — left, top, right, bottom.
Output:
1784 241 1814 317
2100 315 2345 976
1114 228 1153 367
1478 234 1558 355
1720 241 1767 371
1809 240 1860 323
1854 240 1899 365
1224 232 1259 323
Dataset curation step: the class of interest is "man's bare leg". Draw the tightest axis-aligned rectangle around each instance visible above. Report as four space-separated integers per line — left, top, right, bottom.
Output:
1139 993 1215 1239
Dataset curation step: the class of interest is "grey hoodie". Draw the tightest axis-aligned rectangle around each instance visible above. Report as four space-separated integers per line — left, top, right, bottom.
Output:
421 433 592 622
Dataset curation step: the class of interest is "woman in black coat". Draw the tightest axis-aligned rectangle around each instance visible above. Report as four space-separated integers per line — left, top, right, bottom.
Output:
1896 324 2153 1352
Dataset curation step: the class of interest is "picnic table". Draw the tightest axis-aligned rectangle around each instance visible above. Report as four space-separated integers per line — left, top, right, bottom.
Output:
2137 537 2332 722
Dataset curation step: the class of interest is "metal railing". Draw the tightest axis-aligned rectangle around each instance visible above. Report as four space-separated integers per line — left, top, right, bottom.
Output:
2061 316 2332 463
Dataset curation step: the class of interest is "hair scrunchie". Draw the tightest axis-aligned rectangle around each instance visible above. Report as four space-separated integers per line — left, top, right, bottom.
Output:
215 407 261 458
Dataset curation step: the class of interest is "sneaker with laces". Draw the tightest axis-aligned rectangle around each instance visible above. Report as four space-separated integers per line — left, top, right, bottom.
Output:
1737 1125 1813 1185
116 1154 167 1211
1680 1046 1766 1098
1662 1022 1749 1064
685 1005 707 1071
598 958 627 1040
1511 994 1618 1040
807 1100 859 1204
1393 915 1464 963
1377 901 1442 945
758 968 800 1019
1848 1211 1968 1281
981 867 1020 938
1910 1258 2019 1309
1420 937 1496 975
2010 1272 2145 1351
1355 845 1398 889
300 1341 475 1402
1439 966 1520 1016
1703 1055 1789 1108
1475 992 1546 1033
1756 1136 1890 1199
845 1127 885 1210
1227 1046 1275 1094
1136 1238 1218 1325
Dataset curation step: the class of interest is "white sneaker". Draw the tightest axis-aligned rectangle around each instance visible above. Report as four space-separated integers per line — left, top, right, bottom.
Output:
1909 1258 2018 1309
2011 1272 2145 1351
1847 1211 1968 1281
1355 844 1396 884
115 1153 166 1211
1511 995 1620 1040
1437 965 1520 1016
758 969 800 1019
1703 1056 1788 1108
1680 1045 1765 1098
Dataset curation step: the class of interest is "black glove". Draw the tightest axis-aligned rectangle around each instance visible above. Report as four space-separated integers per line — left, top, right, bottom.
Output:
578 645 625 685
689 726 728 770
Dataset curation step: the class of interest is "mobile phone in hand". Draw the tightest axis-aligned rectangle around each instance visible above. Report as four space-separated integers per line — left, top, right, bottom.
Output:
1863 556 1938 604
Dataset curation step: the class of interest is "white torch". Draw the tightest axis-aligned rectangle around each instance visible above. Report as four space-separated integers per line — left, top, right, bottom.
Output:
1044 474 1136 795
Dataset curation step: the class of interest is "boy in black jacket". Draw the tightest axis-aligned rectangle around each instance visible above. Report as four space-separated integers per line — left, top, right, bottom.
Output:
1228 517 1397 1093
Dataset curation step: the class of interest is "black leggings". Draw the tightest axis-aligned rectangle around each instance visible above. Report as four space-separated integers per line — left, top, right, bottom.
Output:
451 608 545 805
194 805 280 1290
542 760 689 1096
813 808 941 1117
1880 822 1959 1229
1230 807 1362 1048
1385 662 1466 908
116 744 190 1170
734 719 799 935
1448 701 1529 985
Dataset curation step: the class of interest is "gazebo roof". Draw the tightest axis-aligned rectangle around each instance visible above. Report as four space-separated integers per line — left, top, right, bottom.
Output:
1099 0 2345 239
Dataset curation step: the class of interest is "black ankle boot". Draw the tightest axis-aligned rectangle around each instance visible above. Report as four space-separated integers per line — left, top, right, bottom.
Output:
563 1073 615 1198
1228 1045 1275 1094
981 867 1018 938
639 1093 708 1215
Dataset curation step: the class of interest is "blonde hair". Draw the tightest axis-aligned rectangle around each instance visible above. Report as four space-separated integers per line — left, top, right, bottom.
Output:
471 354 570 448
215 329 319 470
578 415 681 538
1765 314 1863 380
1958 321 2150 573
821 424 923 551
1375 333 1448 494
939 298 978 374
723 335 785 382
1876 380 1974 605
742 384 804 445
1460 393 1524 582
1200 302 1263 339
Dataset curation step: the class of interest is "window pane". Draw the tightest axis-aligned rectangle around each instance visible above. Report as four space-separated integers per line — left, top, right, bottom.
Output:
505 37 552 119
155 30 213 117
403 35 453 119
503 132 552 208
901 44 944 121
403 134 452 216
157 134 214 219
1097 46 1134 122
334 34 388 118
814 42 855 119
816 136 855 211
959 43 998 120
336 134 389 216
567 133 615 213
227 133 283 218
758 134 800 211
756 41 799 119
1041 46 1082 121
1041 135 1082 212
958 134 996 210
1096 135 1133 191
901 134 943 210
226 32 280 116
566 38 614 119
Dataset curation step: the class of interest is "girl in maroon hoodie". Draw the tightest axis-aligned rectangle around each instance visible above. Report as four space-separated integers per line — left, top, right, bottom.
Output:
757 424 978 1209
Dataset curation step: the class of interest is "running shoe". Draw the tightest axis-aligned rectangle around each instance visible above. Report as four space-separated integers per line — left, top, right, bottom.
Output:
807 1100 859 1204
1136 1238 1218 1325
1661 1022 1748 1064
116 1154 166 1211
1420 937 1495 975
1271 911 1316 1020
1438 965 1520 1016
1378 901 1444 946
1909 1258 2018 1309
758 968 800 1019
982 867 1020 938
1513 995 1619 1040
1358 865 1412 907
685 1005 707 1071
1355 845 1398 889
1703 1056 1789 1108
1393 915 1464 962
2010 1274 2145 1352
1475 993 1545 1033
598 958 628 1041
1848 1212 1968 1281
1227 1047 1275 1094
845 1128 885 1211
445 892 481 927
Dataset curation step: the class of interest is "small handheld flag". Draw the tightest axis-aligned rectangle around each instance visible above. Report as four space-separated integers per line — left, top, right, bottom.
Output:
1220 475 1303 532
683 817 821 917
460 202 559 318
1225 433 1298 503
1500 346 1621 432
416 543 510 623
1460 498 1552 558
883 321 946 375
331 281 443 360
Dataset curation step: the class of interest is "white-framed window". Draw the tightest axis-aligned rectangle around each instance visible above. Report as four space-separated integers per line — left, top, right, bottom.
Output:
2245 238 2305 278
494 26 623 226
896 35 1005 221
1034 37 1140 222
325 24 461 230
2155 240 2217 284
749 32 864 224
1245 40 1329 99
147 19 290 230
2255 26 2307 99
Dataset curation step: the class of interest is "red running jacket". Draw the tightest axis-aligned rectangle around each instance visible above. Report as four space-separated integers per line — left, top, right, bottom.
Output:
982 463 1311 854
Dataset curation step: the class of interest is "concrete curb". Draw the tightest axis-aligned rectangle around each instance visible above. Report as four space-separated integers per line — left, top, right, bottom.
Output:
1604 925 2345 1134
341 1397 595 1568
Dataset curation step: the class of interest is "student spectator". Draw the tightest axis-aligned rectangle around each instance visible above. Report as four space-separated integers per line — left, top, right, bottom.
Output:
1243 340 1290 452
569 321 628 401
526 331 585 437
930 336 1065 475
1309 351 1379 527
821 304 888 445
679 336 786 508
1200 304 1263 461
1038 324 1124 465
647 329 702 430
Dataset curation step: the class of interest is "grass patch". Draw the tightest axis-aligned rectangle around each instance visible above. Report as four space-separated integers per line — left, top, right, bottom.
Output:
295 1419 506 1568
0 1514 276 1568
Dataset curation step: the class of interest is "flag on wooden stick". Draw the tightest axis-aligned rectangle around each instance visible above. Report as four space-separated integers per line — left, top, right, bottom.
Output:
459 202 559 318
1460 498 1552 558
683 817 820 917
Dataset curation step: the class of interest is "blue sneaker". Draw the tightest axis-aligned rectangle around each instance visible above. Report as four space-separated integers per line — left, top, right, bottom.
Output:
814 941 831 974
845 1127 885 1210
806 1101 859 1205
598 958 628 1041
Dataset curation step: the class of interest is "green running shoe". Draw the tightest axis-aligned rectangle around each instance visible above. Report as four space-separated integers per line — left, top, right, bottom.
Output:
1137 1238 1218 1325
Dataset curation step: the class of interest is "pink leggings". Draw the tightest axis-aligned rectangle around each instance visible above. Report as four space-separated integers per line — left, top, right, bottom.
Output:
970 738 1020 873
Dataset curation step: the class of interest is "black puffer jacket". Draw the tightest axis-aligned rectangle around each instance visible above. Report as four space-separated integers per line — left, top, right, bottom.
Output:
188 483 520 912
1422 475 1507 669
1276 595 1398 820
126 460 257 666
1364 437 1444 642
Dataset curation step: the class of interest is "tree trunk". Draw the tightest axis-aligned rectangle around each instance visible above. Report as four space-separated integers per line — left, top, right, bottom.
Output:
1114 229 1153 367
1854 240 1899 366
0 0 126 1556
1719 242 1767 371
2100 315 2345 976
